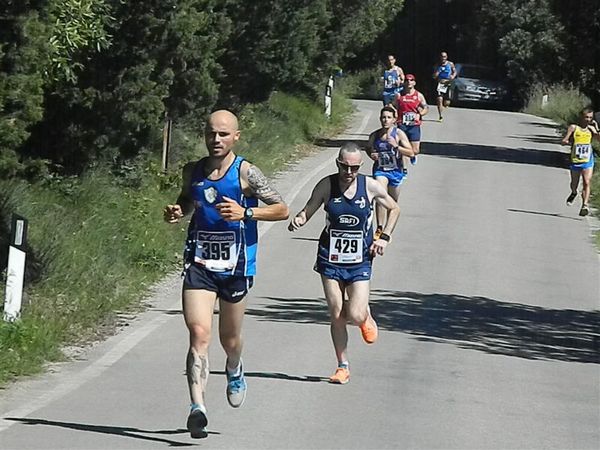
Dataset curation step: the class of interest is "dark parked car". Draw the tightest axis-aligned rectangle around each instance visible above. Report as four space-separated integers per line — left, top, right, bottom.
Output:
449 64 511 107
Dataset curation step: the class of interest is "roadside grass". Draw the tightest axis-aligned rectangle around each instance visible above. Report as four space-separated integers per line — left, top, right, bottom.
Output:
524 84 600 247
0 87 354 385
524 83 592 127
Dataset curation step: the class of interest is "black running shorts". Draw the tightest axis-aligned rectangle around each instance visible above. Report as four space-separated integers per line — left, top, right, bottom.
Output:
183 263 253 303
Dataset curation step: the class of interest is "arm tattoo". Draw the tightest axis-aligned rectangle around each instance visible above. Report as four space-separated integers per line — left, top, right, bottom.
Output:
247 165 284 205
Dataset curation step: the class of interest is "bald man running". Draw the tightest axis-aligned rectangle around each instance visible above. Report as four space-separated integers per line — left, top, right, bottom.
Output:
164 109 289 438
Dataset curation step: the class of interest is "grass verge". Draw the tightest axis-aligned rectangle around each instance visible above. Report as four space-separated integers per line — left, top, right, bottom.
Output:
0 84 355 386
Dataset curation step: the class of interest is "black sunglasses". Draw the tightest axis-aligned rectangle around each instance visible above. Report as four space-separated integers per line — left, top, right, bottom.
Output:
336 160 362 172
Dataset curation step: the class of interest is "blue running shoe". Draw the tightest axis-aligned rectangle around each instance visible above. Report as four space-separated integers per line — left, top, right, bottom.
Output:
186 405 208 439
226 361 247 408
410 156 417 165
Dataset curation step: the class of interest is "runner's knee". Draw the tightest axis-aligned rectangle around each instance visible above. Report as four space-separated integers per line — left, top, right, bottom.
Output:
344 304 368 325
188 323 211 351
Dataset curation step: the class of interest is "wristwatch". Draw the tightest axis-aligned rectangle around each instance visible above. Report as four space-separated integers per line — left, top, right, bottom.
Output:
379 232 391 242
244 208 254 220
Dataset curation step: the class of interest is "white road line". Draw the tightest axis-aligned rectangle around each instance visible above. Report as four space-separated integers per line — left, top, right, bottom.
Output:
355 110 373 136
0 312 172 432
0 104 375 433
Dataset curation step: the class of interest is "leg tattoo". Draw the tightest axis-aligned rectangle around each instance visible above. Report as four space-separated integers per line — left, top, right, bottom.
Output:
187 349 209 404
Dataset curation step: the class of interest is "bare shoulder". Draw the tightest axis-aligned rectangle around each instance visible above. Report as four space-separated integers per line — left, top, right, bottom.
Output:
366 176 385 195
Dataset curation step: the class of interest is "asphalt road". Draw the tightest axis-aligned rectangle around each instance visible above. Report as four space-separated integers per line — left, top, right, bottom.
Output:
1 100 599 450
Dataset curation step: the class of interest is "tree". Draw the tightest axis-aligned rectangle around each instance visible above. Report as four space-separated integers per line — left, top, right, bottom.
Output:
477 0 566 97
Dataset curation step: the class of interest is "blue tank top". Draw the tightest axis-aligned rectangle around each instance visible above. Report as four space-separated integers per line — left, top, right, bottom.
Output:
383 69 400 91
373 127 403 172
317 174 373 265
437 63 452 80
186 155 258 276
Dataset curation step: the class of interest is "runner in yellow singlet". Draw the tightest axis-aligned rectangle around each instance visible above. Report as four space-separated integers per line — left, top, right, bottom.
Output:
561 107 599 216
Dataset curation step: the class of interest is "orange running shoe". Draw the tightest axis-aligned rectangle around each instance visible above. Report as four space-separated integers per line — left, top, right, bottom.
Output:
360 315 378 344
329 366 350 384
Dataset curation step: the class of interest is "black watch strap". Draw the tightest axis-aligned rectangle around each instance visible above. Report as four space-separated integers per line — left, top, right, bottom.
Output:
379 232 391 242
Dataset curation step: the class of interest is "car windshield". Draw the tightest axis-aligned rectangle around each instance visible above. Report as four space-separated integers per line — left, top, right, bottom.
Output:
459 66 497 80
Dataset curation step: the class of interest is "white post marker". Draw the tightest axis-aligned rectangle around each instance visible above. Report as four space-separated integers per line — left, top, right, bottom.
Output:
3 214 28 322
541 94 549 109
324 75 334 119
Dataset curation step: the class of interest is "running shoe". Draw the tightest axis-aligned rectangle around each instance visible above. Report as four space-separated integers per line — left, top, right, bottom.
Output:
438 116 443 122
359 315 378 344
226 362 247 408
579 205 590 217
374 226 383 240
186 406 208 439
329 366 350 384
566 192 577 206
410 156 417 165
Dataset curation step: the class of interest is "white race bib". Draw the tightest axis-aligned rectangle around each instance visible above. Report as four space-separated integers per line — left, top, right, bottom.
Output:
575 143 591 161
329 230 363 264
384 76 395 89
437 82 449 94
402 111 418 126
194 231 238 272
378 150 397 171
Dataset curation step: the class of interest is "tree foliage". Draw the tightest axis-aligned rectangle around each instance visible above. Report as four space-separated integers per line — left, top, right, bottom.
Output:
1 0 407 178
477 0 566 95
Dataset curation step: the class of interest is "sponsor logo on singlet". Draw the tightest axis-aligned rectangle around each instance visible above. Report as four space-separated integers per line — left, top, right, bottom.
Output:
339 214 359 226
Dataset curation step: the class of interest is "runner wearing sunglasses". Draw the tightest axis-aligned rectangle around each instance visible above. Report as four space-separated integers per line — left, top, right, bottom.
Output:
288 143 400 384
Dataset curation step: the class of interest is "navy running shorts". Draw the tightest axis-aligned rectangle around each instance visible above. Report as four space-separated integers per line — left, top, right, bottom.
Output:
399 124 421 142
314 259 372 283
183 263 253 303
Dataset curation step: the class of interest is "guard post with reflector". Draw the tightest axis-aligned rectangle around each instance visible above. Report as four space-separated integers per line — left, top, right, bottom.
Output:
3 214 28 322
324 75 334 119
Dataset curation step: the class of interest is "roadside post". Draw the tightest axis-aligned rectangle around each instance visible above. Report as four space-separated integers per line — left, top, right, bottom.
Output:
162 116 172 173
3 214 28 322
325 75 334 119
541 94 549 109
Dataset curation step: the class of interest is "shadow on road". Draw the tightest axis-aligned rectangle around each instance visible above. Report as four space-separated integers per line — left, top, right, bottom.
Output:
211 370 327 383
247 297 329 325
314 137 368 149
422 141 569 168
508 134 561 145
314 138 569 169
248 291 600 364
4 417 208 446
520 120 561 130
507 208 582 221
